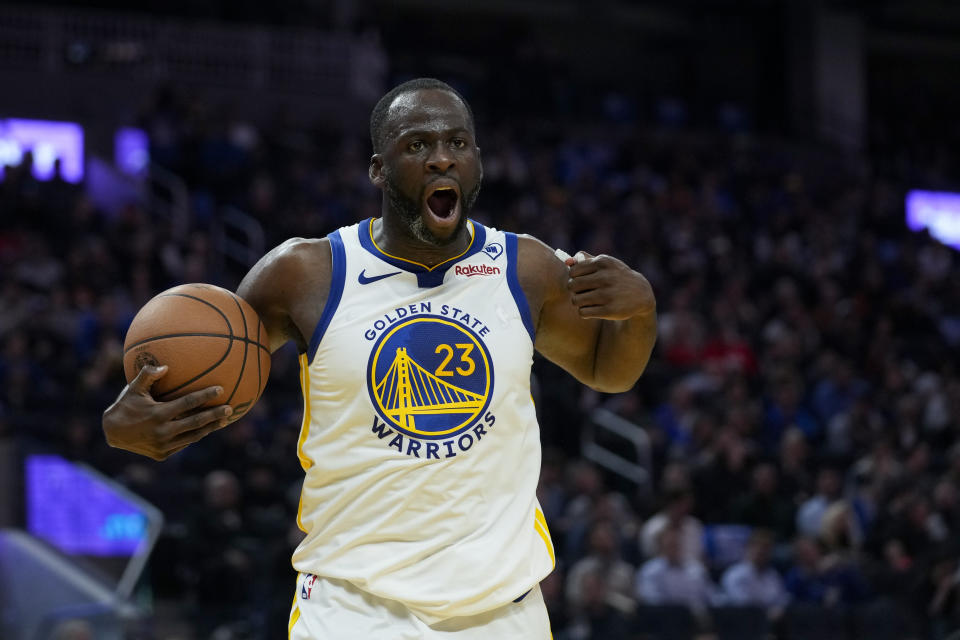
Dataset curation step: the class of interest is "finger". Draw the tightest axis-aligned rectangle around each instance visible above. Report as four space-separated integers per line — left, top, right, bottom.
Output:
129 364 168 394
577 305 608 319
567 271 607 293
157 443 192 461
568 258 602 278
161 403 233 438
157 386 225 420
571 290 609 308
165 423 221 451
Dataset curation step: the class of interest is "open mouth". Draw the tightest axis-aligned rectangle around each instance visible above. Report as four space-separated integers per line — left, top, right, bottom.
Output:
426 187 459 220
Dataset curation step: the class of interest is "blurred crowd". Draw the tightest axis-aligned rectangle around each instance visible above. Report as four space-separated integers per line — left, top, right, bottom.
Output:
2 84 960 640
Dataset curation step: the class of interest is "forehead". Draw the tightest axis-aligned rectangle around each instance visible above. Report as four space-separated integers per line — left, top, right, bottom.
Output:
384 89 472 139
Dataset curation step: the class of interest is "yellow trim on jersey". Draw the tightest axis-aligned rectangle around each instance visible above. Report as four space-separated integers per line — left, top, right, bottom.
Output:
368 218 475 271
288 584 301 638
296 492 307 534
534 509 555 569
297 353 314 471
296 354 316 532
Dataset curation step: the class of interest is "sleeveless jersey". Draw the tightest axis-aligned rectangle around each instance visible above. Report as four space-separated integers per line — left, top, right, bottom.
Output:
291 218 556 624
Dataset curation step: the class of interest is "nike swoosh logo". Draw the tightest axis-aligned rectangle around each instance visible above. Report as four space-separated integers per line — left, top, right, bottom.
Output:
358 269 402 285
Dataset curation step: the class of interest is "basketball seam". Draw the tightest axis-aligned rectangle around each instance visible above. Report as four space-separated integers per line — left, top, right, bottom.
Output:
158 337 235 400
157 293 232 334
256 316 265 403
147 291 269 356
153 292 235 399
123 333 270 354
226 294 249 405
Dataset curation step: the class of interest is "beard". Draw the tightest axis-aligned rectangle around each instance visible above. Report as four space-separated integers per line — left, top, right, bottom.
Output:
384 172 482 247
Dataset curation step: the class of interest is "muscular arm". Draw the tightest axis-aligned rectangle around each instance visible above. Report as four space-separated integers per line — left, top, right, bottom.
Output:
518 235 657 393
237 237 333 354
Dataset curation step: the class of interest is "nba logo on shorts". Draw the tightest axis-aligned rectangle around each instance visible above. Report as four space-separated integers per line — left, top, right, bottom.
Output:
301 574 318 600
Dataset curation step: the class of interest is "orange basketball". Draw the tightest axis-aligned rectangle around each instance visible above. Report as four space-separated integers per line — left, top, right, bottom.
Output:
122 283 271 423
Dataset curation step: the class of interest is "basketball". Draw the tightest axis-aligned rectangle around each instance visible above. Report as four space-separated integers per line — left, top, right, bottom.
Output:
122 283 271 422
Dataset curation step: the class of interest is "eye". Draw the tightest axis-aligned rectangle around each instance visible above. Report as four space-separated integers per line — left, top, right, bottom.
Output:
451 138 467 149
408 140 425 152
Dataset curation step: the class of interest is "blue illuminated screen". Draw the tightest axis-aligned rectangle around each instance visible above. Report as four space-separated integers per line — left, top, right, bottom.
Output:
906 189 960 251
26 455 147 556
0 118 84 183
114 126 149 177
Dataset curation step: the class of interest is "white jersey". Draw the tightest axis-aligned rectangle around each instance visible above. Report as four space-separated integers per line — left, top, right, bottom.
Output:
291 218 555 624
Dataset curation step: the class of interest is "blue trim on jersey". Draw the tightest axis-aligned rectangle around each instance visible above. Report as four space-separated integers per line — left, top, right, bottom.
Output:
505 232 535 342
307 229 346 362
357 218 487 289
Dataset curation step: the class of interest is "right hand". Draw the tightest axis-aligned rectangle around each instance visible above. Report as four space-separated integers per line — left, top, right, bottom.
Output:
102 365 233 461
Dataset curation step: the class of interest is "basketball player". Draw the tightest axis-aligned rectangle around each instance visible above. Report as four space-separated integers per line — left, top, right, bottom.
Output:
103 78 657 638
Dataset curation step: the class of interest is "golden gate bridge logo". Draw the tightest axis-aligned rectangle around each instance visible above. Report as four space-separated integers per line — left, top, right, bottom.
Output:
367 316 492 439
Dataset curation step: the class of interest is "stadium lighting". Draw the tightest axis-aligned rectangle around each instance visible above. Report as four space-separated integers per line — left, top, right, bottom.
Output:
0 118 84 183
906 190 960 251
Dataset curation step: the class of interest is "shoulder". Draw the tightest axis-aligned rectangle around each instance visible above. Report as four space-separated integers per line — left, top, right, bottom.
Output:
639 557 666 576
568 556 601 578
267 236 331 272
238 237 333 352
723 562 749 581
642 513 667 532
245 237 331 286
240 237 331 303
514 233 567 323
516 234 565 280
684 517 704 534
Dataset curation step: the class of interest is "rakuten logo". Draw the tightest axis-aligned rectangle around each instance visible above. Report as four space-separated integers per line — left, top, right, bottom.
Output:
455 264 501 277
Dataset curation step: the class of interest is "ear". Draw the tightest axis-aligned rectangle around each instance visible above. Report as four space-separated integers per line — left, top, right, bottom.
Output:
476 146 483 182
369 154 385 188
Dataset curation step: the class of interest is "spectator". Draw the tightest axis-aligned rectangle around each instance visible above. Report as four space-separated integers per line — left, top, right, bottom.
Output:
778 427 811 501
871 490 949 565
796 466 843 537
562 566 632 640
720 529 790 619
826 389 886 457
867 539 922 610
566 521 636 611
184 469 257 634
811 357 867 425
762 374 820 449
729 461 796 539
693 426 755 522
819 500 863 554
785 536 869 608
640 487 704 562
637 525 716 632
926 554 960 639
637 525 715 607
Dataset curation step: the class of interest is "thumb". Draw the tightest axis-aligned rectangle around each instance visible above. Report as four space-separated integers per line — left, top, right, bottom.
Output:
130 364 168 393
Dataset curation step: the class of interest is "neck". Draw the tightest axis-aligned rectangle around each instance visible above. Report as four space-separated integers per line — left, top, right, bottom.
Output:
373 214 473 268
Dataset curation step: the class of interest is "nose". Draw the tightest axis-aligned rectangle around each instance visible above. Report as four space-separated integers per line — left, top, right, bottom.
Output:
426 144 455 173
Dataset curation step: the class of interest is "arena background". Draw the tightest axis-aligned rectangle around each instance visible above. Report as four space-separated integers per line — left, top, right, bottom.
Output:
1 1 959 638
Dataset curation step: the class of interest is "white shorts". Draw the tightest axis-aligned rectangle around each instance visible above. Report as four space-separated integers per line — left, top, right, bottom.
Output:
288 572 552 640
